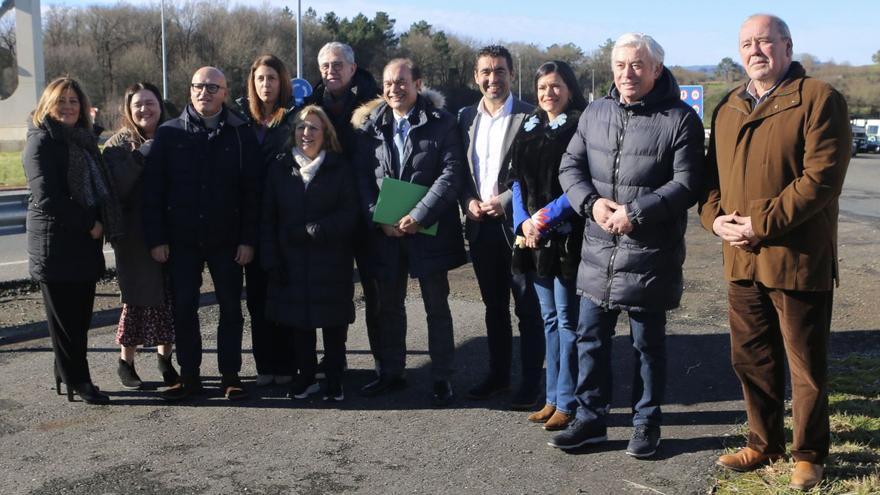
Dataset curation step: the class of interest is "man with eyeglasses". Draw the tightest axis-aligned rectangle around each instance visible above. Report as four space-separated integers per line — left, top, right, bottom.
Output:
306 42 383 377
702 15 851 490
143 66 262 402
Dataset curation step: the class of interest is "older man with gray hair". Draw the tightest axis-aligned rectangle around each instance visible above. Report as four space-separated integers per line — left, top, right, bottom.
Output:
551 33 704 456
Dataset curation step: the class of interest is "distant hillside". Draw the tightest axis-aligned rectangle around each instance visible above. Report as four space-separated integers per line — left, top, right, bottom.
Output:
671 62 880 126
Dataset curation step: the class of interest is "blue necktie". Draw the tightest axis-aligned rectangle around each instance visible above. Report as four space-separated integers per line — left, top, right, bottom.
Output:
393 119 407 177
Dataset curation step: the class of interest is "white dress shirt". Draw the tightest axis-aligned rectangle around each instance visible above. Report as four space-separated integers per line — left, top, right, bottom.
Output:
472 93 513 201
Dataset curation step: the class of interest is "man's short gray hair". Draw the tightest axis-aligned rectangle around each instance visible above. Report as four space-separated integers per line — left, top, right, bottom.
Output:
612 33 665 67
743 14 792 40
318 42 355 65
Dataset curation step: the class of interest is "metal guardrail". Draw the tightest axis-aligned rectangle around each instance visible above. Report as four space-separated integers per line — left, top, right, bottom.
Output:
0 190 28 235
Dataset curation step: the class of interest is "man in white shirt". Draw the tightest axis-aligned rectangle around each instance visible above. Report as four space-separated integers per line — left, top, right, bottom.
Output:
458 45 543 409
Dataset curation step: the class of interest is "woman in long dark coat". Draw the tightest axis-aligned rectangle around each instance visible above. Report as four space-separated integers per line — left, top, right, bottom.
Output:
261 105 357 401
235 54 297 387
102 82 179 390
507 61 587 431
23 77 123 404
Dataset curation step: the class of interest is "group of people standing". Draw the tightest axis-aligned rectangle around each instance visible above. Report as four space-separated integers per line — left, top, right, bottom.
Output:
23 12 849 490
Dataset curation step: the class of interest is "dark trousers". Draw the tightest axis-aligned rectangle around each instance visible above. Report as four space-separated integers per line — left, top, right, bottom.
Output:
727 281 833 463
376 243 455 381
169 244 244 377
290 325 347 381
574 297 667 427
40 281 97 385
355 251 382 368
245 262 291 376
469 221 543 384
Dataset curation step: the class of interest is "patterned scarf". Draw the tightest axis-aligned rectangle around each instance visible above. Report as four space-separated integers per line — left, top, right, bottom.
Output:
61 124 124 242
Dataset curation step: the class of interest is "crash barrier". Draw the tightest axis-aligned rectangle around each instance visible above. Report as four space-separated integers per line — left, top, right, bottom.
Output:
0 190 28 235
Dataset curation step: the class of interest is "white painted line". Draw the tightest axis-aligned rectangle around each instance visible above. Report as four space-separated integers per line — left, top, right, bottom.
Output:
0 249 115 267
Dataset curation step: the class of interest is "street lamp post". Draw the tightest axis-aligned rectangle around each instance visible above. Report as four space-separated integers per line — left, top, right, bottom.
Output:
160 0 168 100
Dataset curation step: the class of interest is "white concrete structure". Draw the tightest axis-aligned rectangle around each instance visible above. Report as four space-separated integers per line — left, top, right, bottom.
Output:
0 0 44 149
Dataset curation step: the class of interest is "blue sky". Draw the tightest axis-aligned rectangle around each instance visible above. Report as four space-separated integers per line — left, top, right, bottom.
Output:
40 0 873 67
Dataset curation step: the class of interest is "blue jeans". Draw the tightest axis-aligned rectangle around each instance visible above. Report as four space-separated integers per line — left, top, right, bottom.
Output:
574 297 666 427
534 276 579 414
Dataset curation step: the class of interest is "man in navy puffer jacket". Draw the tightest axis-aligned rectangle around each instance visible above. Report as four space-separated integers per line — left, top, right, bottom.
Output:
552 34 704 457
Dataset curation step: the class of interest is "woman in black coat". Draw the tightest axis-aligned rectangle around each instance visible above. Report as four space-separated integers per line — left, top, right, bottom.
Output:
235 54 297 387
507 61 587 430
23 77 123 404
102 82 179 390
261 105 358 401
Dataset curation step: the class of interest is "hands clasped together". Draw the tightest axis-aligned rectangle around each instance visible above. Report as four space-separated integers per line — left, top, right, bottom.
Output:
592 198 634 237
712 211 758 251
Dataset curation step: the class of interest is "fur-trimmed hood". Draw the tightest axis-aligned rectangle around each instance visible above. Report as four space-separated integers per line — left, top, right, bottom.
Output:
350 88 446 132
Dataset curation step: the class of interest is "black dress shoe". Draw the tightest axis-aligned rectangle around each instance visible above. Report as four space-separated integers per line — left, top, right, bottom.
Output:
432 380 454 407
466 374 510 400
359 374 407 397
159 375 203 402
71 382 110 405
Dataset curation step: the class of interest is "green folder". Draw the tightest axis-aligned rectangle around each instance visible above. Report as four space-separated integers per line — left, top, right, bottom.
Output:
372 177 438 236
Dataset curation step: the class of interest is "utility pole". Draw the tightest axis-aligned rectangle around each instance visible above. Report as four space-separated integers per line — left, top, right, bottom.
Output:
160 0 168 100
296 0 302 78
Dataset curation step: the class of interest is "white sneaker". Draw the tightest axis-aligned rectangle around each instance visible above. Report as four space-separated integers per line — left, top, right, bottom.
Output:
291 381 320 399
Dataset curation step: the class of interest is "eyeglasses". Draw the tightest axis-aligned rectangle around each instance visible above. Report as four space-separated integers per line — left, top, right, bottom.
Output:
319 61 346 73
190 83 224 94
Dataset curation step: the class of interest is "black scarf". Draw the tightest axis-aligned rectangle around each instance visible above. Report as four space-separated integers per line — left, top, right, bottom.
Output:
58 122 124 242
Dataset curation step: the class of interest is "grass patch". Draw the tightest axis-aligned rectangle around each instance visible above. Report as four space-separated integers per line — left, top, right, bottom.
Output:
711 354 880 494
0 151 25 188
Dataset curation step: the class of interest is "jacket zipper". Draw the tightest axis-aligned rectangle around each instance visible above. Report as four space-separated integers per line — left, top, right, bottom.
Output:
604 109 630 308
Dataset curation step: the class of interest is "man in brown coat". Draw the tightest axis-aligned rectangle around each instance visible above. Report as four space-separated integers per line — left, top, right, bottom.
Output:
700 14 851 491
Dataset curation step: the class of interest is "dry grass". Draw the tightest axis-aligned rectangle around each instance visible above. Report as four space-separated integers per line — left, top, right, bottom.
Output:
0 151 25 188
710 355 880 494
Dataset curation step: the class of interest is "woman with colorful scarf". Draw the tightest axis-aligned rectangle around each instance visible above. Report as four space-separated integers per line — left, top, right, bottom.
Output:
507 61 588 431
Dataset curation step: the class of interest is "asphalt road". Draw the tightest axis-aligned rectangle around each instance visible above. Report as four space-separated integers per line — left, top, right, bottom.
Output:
0 154 878 494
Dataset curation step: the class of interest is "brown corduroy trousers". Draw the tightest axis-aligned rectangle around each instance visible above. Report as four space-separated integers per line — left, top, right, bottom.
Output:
727 280 833 464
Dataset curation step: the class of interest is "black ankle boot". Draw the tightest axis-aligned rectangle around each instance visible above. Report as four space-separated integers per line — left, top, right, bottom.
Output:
117 358 143 390
72 382 110 405
157 353 180 386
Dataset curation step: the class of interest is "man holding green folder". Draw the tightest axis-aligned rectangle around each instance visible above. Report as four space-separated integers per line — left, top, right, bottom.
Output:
351 58 467 406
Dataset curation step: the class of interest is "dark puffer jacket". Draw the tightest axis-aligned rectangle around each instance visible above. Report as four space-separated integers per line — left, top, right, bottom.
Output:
260 151 357 328
142 105 262 250
352 90 467 280
559 68 704 312
23 119 105 282
308 67 380 159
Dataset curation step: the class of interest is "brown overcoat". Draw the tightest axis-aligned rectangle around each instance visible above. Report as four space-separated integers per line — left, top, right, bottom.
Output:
103 129 166 306
699 62 851 291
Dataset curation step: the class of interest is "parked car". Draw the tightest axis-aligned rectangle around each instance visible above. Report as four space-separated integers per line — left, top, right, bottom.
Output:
865 136 880 153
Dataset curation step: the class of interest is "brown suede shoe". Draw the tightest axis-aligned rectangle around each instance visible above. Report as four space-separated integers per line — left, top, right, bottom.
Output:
527 404 556 423
716 447 783 472
789 461 823 491
542 410 572 431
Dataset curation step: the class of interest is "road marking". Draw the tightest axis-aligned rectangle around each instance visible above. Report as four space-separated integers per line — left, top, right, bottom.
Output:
0 249 115 267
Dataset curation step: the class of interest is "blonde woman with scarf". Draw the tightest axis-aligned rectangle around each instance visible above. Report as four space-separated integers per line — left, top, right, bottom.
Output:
260 105 358 402
23 77 123 405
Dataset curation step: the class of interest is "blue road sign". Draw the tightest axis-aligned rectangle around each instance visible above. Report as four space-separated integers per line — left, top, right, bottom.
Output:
679 85 703 119
292 78 313 106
